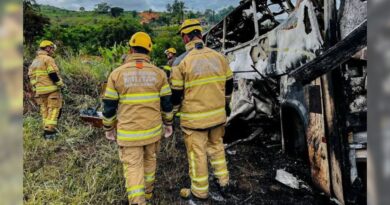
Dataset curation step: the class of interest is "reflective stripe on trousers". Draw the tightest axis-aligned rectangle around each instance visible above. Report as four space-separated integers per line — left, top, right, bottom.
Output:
35 92 62 132
182 125 230 199
119 142 159 205
144 172 155 183
127 185 145 199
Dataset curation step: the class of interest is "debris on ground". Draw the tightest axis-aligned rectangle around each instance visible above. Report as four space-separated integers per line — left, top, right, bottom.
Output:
153 126 339 205
275 169 312 192
79 108 103 128
275 169 301 189
225 128 263 150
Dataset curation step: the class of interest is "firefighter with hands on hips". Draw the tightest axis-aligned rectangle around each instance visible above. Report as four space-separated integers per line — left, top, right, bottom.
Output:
28 40 66 140
170 19 234 201
102 32 174 205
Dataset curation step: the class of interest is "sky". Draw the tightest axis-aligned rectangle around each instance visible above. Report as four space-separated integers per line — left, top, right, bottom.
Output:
35 0 241 12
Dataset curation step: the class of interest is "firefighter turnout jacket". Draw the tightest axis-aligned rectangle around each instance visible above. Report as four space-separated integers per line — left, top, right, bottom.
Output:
171 39 233 129
28 50 64 95
102 53 173 147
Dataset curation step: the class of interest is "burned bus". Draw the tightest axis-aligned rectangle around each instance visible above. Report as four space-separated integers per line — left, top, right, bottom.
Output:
203 0 367 204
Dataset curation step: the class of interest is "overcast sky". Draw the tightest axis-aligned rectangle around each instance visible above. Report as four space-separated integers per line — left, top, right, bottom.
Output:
35 0 241 12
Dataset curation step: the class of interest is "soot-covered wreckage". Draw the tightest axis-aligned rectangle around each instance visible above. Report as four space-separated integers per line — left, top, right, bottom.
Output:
203 0 367 204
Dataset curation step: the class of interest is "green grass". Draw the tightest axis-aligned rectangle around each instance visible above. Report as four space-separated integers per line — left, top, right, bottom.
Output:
23 52 127 204
23 14 188 202
57 55 109 82
23 100 127 204
23 56 189 203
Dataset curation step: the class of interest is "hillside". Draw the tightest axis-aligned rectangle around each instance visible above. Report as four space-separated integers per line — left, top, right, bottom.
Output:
38 5 140 27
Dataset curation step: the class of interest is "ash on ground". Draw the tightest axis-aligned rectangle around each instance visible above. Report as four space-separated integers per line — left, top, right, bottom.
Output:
151 125 339 205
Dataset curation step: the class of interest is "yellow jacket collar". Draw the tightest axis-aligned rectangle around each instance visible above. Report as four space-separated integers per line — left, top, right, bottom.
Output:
185 39 204 51
37 50 49 56
125 53 151 63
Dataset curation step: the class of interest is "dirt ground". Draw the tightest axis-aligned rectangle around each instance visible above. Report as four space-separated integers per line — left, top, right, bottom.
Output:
151 123 339 205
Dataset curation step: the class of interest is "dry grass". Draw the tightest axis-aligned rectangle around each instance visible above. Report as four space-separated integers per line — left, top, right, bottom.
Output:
23 103 191 204
23 55 191 204
23 56 127 204
23 108 127 204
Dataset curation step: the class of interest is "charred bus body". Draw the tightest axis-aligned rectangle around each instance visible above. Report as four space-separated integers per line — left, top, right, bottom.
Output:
203 0 367 204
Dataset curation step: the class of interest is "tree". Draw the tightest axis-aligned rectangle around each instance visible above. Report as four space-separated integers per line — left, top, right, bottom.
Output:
215 6 235 22
110 7 124 17
23 0 50 45
178 1 185 22
204 9 216 23
166 3 172 13
171 0 186 24
131 10 138 18
187 10 198 19
79 7 85 12
154 13 171 26
94 2 110 14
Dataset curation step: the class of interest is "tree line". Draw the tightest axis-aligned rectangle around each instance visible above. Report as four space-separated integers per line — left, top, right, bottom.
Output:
23 0 235 64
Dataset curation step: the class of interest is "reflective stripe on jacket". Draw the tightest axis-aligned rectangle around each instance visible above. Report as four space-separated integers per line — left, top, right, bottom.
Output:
171 39 233 129
28 51 63 95
104 53 172 147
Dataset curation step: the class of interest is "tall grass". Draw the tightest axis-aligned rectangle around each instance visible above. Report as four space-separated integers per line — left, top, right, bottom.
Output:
23 112 127 204
23 49 127 203
24 47 125 203
23 40 189 204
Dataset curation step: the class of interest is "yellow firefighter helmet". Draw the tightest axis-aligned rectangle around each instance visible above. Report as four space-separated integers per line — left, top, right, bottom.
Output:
178 19 203 35
129 32 153 52
165 48 177 55
39 40 55 48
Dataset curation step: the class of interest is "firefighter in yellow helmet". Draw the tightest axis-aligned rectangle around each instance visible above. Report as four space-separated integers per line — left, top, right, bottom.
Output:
28 40 65 139
162 47 177 78
102 32 174 205
171 19 234 201
165 47 177 66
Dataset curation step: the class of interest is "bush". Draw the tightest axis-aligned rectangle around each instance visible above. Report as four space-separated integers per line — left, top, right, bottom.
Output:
98 43 129 66
150 25 185 66
41 18 148 55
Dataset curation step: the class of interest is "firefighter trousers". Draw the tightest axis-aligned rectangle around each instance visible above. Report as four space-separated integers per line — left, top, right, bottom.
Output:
182 125 230 199
118 141 160 205
35 91 62 132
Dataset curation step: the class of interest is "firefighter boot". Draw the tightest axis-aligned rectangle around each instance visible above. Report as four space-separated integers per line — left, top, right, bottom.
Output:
180 188 207 203
217 183 232 199
145 193 152 205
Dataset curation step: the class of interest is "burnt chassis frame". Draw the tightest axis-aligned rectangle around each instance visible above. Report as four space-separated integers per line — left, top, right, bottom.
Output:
203 0 367 204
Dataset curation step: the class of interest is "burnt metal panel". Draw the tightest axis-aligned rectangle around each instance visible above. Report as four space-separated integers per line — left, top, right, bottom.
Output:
306 78 332 196
309 85 322 114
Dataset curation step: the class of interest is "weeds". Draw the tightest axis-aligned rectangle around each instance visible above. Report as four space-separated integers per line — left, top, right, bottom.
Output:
23 110 127 204
23 51 127 204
